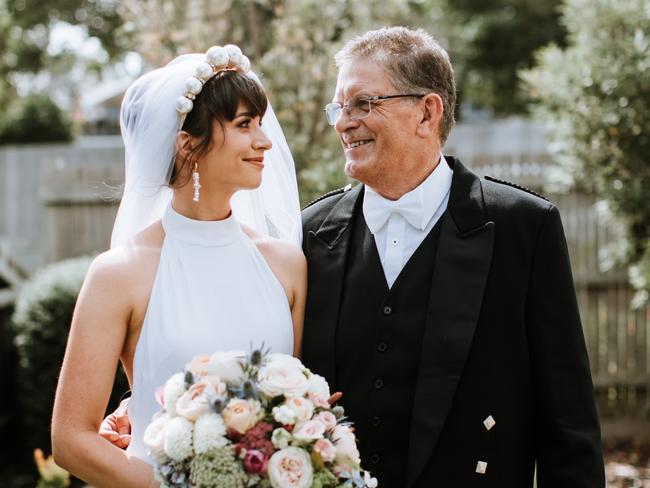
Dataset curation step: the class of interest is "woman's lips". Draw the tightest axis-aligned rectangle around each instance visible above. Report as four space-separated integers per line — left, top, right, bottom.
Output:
243 157 264 168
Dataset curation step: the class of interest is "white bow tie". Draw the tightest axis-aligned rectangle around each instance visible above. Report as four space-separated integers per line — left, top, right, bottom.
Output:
363 187 424 233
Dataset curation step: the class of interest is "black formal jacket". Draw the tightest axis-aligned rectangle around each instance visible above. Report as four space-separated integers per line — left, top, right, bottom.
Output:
301 157 605 487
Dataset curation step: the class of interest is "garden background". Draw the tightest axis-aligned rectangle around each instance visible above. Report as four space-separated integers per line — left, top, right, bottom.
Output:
0 0 649 486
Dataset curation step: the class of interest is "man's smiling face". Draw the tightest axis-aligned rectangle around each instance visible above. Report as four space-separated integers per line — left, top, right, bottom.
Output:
333 59 423 190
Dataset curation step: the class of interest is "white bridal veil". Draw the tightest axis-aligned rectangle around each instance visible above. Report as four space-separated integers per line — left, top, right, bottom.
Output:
110 53 302 248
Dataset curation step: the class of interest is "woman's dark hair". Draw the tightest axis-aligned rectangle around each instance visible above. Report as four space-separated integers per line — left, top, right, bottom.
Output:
171 70 268 186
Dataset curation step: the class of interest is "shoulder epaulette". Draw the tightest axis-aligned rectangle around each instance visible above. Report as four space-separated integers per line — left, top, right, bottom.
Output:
484 175 549 201
302 184 353 210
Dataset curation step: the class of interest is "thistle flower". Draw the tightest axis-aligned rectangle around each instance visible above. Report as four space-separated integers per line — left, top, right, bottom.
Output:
249 348 263 366
184 370 195 388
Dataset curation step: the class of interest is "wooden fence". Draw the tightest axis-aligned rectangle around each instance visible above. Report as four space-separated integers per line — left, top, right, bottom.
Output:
0 137 123 275
0 119 648 437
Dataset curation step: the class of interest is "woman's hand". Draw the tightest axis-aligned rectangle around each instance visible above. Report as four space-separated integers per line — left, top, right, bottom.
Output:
99 398 132 449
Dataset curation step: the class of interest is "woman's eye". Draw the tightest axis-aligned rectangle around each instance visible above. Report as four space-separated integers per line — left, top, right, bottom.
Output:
239 119 251 128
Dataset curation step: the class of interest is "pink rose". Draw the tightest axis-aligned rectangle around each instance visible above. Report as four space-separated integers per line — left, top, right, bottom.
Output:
313 438 336 463
186 355 211 376
243 449 268 474
267 447 313 488
155 385 165 407
306 374 331 407
314 411 337 431
308 393 330 408
223 398 262 434
292 420 325 442
175 382 216 421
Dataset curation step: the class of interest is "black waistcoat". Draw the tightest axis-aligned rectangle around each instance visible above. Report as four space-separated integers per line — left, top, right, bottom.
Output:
335 206 443 488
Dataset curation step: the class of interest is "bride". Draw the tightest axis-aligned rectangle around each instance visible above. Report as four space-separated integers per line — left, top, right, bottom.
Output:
51 45 306 487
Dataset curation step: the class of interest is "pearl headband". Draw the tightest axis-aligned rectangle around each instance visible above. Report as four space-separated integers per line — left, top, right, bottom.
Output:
175 44 251 124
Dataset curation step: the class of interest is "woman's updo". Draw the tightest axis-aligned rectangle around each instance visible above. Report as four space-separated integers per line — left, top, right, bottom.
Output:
171 70 268 186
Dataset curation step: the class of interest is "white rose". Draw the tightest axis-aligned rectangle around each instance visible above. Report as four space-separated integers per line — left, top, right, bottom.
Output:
306 374 330 400
258 356 309 398
223 398 262 434
267 447 313 488
332 425 360 465
292 420 325 442
206 350 246 385
193 412 228 453
271 428 292 449
266 353 305 369
273 404 298 425
283 397 314 423
163 417 194 461
143 413 170 460
163 372 186 415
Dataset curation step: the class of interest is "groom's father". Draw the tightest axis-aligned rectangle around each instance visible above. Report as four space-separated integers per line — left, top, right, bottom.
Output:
300 26 605 487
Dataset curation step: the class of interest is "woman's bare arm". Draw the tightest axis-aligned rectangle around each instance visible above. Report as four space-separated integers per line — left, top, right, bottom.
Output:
287 248 307 358
51 249 157 488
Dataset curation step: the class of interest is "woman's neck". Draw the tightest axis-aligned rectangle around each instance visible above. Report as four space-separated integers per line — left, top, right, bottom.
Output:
171 189 233 221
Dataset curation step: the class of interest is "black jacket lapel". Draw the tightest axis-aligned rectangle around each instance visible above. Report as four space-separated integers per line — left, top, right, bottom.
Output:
407 158 495 486
302 185 363 388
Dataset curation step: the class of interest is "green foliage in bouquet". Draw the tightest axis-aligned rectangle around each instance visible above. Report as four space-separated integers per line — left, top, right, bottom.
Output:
11 256 129 454
522 0 650 302
0 93 73 145
189 447 247 487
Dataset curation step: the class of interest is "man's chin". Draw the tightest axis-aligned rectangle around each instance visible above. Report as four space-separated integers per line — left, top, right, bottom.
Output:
344 159 369 181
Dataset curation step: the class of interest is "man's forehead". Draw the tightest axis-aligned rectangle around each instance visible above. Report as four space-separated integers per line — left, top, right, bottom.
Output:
334 61 393 99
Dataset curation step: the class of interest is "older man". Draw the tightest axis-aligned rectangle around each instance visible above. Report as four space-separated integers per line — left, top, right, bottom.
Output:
300 26 604 487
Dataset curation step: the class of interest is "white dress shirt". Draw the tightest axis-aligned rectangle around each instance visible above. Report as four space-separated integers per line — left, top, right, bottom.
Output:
362 155 453 288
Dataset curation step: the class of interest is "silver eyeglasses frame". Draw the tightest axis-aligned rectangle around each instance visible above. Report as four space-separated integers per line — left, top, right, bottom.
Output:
324 94 427 126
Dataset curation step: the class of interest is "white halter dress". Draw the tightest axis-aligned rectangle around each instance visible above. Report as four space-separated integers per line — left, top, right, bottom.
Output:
126 203 294 463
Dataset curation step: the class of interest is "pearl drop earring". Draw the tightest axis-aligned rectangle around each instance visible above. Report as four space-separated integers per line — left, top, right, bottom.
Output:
192 162 201 202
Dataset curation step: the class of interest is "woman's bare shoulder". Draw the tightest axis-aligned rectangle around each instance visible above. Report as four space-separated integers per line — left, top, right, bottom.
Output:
88 221 164 287
241 225 306 271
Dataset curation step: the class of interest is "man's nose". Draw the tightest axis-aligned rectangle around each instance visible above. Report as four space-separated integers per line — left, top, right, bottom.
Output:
334 108 360 134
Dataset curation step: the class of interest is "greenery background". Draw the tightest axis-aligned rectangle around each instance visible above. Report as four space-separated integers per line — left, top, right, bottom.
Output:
0 0 648 486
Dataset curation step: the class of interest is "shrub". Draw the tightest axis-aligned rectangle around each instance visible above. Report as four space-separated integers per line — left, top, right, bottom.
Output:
0 93 73 145
11 256 129 455
522 0 650 302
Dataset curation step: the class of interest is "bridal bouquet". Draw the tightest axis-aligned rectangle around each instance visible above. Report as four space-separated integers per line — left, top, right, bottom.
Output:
144 348 377 488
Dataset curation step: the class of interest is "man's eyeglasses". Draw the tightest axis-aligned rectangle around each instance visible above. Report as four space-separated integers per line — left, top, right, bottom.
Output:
324 94 427 126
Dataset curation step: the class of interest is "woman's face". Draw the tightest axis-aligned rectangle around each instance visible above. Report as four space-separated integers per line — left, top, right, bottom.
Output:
197 102 272 194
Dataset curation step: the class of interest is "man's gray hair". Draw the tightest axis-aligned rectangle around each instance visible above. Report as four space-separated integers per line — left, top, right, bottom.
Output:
335 26 456 145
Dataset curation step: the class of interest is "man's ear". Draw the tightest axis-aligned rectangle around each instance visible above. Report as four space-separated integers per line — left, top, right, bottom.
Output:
416 93 444 139
176 131 194 159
